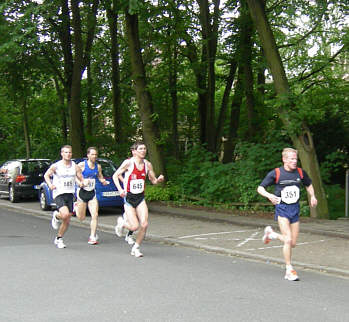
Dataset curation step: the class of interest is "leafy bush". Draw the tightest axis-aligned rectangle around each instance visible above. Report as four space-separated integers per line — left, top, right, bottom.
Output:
325 184 346 220
145 182 181 202
172 140 289 205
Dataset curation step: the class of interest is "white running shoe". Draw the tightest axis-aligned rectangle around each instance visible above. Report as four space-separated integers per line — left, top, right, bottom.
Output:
125 233 135 245
262 226 274 244
51 210 60 230
284 268 299 281
73 202 78 215
88 235 99 245
54 237 66 249
131 246 143 258
115 216 125 237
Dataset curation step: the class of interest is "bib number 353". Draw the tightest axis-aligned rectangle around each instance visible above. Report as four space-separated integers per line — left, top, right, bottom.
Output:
280 185 300 204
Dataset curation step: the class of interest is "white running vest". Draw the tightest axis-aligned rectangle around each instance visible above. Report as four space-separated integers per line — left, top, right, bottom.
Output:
52 160 77 199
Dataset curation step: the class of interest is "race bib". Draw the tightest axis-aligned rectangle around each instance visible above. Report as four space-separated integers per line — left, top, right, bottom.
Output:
57 176 75 193
280 185 300 204
130 179 144 194
83 178 96 191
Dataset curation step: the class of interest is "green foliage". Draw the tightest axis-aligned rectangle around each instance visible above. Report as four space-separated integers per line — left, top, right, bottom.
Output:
325 184 346 220
320 151 348 184
173 139 289 205
145 181 181 202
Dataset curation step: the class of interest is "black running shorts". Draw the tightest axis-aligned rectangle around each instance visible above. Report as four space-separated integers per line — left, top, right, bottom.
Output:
125 192 145 208
55 193 74 213
78 188 96 202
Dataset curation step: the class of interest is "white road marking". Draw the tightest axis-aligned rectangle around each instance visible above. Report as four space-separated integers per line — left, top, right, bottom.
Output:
236 231 260 248
245 239 326 251
178 229 256 240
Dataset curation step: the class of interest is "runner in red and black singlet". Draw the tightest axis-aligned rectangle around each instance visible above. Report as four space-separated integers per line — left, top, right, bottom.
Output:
112 142 164 258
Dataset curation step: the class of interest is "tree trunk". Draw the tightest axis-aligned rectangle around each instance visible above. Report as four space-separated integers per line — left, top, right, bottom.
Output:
222 67 244 163
86 61 93 140
66 0 99 157
106 0 122 144
239 0 256 139
169 43 179 158
197 0 221 152
246 0 329 218
215 58 237 150
21 96 31 159
53 76 68 141
182 35 207 145
124 11 166 177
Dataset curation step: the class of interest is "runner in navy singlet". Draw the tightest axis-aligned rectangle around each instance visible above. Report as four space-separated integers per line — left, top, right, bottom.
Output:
75 147 110 245
112 142 164 257
257 148 317 281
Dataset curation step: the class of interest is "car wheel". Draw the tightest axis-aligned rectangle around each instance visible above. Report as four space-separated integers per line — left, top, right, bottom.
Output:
40 189 50 211
9 185 19 203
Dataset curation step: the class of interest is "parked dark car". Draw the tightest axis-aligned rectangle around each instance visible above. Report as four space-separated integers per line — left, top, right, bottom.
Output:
0 159 51 203
36 158 124 210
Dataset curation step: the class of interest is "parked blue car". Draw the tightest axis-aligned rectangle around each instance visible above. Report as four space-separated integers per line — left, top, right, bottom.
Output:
36 158 124 210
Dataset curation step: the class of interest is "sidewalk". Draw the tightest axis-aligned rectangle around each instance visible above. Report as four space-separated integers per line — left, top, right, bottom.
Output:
97 202 349 279
2 199 349 278
147 203 349 239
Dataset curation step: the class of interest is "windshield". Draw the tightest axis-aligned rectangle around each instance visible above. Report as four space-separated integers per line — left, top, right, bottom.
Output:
22 160 51 175
99 160 116 178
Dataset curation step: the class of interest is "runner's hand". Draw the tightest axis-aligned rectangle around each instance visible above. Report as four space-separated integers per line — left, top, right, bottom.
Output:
268 194 281 205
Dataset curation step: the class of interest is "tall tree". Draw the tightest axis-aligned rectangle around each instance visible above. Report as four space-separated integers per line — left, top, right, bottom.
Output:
246 0 329 218
124 6 166 176
105 0 123 145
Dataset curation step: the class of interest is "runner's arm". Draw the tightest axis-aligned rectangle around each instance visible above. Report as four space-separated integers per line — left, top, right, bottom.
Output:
44 165 56 190
97 164 109 185
75 164 84 187
112 159 130 197
257 186 280 205
147 161 164 185
305 184 317 207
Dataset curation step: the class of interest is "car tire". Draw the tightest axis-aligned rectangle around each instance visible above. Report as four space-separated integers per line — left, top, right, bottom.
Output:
9 185 19 203
40 189 50 211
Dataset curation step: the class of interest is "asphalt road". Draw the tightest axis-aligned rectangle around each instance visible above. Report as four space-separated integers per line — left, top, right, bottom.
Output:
2 206 349 322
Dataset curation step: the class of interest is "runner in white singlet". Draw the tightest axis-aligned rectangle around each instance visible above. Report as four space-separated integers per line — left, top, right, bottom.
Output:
44 145 83 249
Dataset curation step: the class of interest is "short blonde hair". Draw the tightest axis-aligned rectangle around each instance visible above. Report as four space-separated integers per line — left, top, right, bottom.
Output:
282 147 298 158
61 145 72 152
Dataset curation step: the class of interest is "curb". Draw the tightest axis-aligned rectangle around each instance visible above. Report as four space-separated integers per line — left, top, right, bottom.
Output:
3 202 349 279
148 205 349 240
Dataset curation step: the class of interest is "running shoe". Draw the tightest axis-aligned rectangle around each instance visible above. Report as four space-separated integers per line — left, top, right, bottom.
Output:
115 216 125 237
73 202 78 216
284 269 299 281
262 226 274 244
125 232 135 245
51 210 60 230
54 237 66 249
88 235 99 245
131 246 143 258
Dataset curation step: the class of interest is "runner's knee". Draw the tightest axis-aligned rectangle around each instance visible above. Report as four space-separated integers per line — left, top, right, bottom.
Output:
283 235 292 246
139 220 148 230
128 223 139 231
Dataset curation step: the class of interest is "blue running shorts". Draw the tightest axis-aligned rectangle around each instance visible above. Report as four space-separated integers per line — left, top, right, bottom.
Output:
275 203 300 224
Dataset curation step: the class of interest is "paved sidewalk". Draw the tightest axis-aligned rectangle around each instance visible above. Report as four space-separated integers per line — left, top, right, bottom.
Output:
2 199 349 279
96 202 349 279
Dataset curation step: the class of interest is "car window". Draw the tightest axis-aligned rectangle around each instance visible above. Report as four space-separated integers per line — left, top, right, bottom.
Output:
22 161 51 175
98 160 116 178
